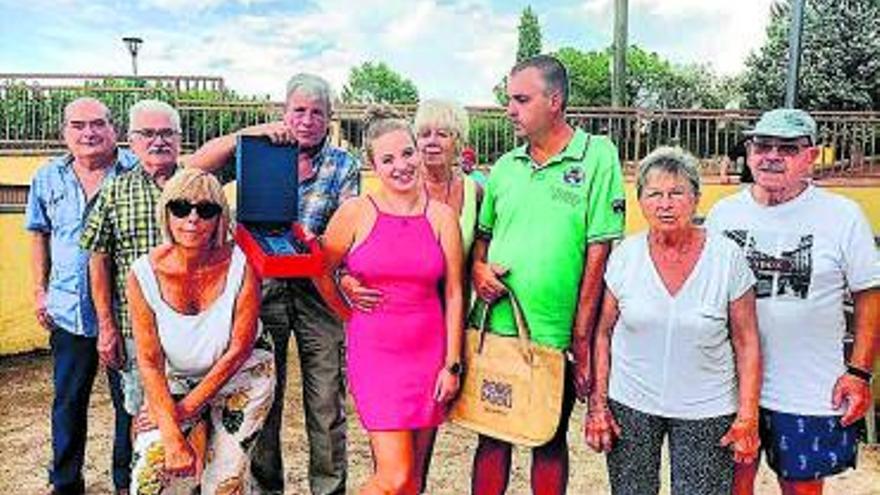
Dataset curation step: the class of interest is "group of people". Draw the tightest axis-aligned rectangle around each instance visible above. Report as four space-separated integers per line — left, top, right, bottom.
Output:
25 53 879 495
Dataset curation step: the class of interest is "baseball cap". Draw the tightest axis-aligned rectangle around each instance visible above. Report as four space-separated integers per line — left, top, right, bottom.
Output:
744 108 817 144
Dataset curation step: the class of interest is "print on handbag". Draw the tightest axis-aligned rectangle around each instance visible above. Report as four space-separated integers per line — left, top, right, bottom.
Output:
481 379 513 409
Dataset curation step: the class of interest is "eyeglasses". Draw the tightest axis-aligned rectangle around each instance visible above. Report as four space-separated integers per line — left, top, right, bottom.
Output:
750 140 808 157
167 199 222 220
131 128 179 141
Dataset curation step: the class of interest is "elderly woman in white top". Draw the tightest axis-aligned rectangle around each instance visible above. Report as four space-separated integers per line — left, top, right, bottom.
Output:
585 147 762 495
127 169 275 494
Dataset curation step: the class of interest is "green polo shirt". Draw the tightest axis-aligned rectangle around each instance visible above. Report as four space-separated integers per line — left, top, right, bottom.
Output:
477 128 625 349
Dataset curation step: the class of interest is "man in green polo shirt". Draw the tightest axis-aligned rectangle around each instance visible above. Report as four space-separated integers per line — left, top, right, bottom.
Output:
470 54 625 494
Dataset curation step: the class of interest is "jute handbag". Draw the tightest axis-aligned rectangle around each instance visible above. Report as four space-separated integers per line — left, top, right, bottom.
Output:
449 289 566 447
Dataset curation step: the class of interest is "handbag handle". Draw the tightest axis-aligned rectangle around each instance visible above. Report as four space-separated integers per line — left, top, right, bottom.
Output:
475 283 534 362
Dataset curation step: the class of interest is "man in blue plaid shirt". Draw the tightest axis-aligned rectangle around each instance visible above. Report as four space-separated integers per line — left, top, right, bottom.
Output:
190 73 360 495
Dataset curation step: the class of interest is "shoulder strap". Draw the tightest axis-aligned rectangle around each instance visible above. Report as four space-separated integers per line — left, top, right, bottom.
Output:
461 176 477 226
365 194 380 213
131 255 162 311
225 246 248 297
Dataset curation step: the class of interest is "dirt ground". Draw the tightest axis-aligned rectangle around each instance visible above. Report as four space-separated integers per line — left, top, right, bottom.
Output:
2 348 879 495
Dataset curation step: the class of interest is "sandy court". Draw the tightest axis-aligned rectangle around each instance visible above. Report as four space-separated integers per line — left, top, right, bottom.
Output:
1 347 878 495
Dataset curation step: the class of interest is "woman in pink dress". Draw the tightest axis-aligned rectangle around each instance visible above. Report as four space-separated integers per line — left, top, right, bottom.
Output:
314 107 465 494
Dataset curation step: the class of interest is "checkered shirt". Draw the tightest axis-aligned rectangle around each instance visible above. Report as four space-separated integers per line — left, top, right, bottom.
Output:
80 165 174 338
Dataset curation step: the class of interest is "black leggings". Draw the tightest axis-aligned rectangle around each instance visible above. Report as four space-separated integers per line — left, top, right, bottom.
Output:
606 399 736 495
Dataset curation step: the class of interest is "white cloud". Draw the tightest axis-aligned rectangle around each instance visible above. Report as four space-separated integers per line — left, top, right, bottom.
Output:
575 0 774 74
138 0 271 13
1 0 778 105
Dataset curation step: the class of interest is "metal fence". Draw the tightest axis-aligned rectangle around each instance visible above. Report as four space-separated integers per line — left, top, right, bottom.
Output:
0 73 225 92
2 81 878 177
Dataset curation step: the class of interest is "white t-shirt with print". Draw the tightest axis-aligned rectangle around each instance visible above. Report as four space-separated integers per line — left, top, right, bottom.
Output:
605 231 755 419
705 185 880 415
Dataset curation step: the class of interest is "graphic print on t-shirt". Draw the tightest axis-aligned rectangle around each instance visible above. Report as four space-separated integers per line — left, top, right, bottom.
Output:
723 230 813 300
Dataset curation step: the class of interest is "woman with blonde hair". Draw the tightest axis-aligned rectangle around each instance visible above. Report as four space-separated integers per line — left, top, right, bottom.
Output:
127 168 275 493
341 99 482 316
314 107 464 494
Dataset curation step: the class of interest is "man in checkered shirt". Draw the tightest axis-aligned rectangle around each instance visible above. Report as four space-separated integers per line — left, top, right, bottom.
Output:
80 99 183 421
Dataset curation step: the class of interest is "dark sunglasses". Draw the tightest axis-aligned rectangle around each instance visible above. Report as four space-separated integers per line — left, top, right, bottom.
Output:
167 199 222 220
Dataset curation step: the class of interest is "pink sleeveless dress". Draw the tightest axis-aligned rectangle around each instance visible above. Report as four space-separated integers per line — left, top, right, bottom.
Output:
345 196 447 431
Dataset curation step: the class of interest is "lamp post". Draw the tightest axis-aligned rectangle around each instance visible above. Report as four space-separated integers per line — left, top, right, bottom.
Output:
611 0 628 108
122 37 143 76
784 0 805 108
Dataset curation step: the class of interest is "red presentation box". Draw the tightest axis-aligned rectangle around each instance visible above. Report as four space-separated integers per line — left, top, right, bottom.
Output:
234 222 323 278
235 135 324 278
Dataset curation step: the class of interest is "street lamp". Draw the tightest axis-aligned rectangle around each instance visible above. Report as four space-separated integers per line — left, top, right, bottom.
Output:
122 37 143 76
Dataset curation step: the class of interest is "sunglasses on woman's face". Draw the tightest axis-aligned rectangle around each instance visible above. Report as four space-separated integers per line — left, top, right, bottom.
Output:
167 199 222 220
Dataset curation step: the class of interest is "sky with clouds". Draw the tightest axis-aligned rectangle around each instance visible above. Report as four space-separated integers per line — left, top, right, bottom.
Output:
0 0 776 104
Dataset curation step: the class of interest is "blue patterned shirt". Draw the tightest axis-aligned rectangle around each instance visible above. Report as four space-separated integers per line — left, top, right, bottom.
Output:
298 141 361 235
24 149 139 337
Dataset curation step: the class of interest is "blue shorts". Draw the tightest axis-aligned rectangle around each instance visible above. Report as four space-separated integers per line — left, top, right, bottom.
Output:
759 408 863 481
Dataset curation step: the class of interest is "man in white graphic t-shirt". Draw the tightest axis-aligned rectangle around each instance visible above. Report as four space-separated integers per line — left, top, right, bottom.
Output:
706 108 880 495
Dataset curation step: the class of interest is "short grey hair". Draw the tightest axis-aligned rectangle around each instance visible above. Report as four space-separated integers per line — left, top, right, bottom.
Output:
63 97 112 125
285 73 334 113
636 146 701 198
413 99 470 152
128 99 182 134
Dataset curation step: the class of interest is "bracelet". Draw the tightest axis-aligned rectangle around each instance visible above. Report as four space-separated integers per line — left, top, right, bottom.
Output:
846 364 873 383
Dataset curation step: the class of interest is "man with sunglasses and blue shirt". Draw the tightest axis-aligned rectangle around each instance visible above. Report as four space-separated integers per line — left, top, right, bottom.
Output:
26 97 138 495
706 108 880 495
80 100 183 442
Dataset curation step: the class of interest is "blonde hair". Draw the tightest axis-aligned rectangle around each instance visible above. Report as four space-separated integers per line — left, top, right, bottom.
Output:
413 99 470 153
362 105 413 166
156 168 230 248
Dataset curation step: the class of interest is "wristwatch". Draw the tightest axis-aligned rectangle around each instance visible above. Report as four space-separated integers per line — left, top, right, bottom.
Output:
446 362 463 376
846 364 873 383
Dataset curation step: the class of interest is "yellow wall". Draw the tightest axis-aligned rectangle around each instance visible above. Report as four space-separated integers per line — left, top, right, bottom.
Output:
2 163 879 356
0 213 49 354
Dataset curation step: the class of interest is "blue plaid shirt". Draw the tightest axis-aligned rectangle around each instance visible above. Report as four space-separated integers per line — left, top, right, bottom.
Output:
24 149 139 337
299 141 361 235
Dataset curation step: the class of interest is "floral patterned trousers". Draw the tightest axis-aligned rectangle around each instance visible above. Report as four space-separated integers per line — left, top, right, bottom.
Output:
131 342 275 495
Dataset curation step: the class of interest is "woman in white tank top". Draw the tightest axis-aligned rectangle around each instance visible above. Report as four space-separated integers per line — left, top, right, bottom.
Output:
126 169 274 494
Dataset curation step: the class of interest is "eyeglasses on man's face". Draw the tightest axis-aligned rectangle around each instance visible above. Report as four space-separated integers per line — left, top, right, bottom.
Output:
131 128 179 141
749 139 811 158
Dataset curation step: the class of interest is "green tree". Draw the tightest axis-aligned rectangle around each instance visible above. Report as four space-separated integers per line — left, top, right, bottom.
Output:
341 62 419 104
493 6 544 103
517 6 542 62
553 45 739 109
742 0 880 110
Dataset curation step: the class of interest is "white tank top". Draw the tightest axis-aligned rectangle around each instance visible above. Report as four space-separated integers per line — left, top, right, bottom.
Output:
131 247 246 379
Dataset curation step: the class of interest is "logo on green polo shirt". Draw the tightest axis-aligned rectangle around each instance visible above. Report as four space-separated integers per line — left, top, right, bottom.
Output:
562 165 584 186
